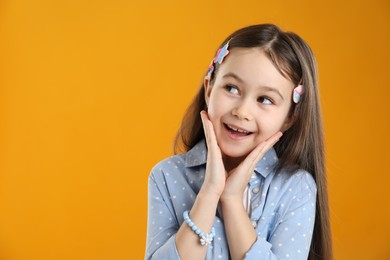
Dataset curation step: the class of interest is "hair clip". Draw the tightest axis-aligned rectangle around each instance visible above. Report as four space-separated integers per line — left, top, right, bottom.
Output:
293 84 304 103
207 41 230 77
215 41 230 64
207 60 215 77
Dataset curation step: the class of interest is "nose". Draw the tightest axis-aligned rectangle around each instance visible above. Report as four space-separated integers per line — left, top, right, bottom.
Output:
232 99 253 121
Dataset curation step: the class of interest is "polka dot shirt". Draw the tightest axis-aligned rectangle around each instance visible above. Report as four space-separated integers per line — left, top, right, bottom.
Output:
145 140 316 259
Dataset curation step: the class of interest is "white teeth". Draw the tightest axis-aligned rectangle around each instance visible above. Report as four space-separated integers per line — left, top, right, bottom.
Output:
227 124 251 134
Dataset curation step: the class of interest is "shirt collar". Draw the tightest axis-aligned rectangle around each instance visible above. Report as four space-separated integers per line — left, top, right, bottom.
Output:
185 139 278 178
185 139 207 167
253 147 278 178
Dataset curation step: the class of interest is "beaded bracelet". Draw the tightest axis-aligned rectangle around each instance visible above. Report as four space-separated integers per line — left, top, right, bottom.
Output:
183 210 215 246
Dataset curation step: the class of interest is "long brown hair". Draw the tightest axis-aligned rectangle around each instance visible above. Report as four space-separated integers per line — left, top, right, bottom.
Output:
174 24 332 260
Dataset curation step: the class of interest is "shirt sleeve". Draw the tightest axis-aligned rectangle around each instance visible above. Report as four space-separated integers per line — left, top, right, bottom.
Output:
145 169 181 260
244 173 317 260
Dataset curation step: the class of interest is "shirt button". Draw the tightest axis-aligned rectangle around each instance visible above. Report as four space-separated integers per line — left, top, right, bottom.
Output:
251 220 257 228
252 187 260 194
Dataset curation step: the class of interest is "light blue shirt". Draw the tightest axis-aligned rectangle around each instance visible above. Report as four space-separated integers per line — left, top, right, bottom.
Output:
145 140 316 259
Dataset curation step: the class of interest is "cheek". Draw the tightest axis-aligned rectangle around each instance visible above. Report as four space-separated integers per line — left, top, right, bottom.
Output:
207 95 224 117
207 98 228 135
258 112 289 133
207 108 222 129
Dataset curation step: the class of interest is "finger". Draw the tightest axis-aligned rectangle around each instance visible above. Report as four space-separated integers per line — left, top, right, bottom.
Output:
254 131 283 161
200 111 209 144
200 111 221 159
260 131 283 154
205 117 218 148
245 142 267 171
200 111 213 147
243 131 283 171
254 131 283 163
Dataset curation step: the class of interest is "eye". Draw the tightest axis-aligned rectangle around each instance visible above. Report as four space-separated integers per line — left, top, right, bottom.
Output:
224 84 239 95
258 96 273 105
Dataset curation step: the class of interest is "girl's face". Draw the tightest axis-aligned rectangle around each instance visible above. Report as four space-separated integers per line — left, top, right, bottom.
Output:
205 47 295 164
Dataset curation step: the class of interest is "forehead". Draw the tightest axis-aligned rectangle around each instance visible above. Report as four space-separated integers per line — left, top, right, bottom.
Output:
216 47 294 91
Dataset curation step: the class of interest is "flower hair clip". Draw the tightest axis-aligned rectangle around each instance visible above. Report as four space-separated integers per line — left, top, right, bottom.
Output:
293 84 304 104
207 40 231 77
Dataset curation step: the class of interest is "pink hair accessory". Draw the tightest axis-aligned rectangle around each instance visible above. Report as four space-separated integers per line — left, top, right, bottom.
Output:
207 60 215 77
207 41 230 77
215 41 230 64
293 84 304 103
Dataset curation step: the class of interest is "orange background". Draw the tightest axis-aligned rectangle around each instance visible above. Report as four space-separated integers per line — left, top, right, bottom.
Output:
1 0 389 259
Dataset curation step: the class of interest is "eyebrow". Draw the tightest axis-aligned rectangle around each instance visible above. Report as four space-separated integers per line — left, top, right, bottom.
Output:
222 72 285 100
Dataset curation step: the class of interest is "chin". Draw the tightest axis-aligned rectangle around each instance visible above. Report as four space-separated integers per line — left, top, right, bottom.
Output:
219 145 251 160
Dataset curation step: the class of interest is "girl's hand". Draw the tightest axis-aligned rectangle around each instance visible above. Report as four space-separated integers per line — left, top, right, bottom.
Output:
221 131 283 203
200 110 282 202
200 111 227 197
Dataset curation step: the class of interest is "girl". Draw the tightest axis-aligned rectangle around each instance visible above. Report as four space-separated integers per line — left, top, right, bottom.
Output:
145 24 332 260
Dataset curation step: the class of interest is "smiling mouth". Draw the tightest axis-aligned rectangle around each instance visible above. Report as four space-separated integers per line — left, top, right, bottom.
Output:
224 124 253 136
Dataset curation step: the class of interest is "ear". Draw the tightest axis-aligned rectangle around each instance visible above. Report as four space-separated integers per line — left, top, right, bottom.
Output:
204 76 213 107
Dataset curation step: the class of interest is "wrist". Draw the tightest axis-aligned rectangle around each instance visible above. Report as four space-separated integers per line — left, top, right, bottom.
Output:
220 193 243 205
199 185 223 200
199 184 223 200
